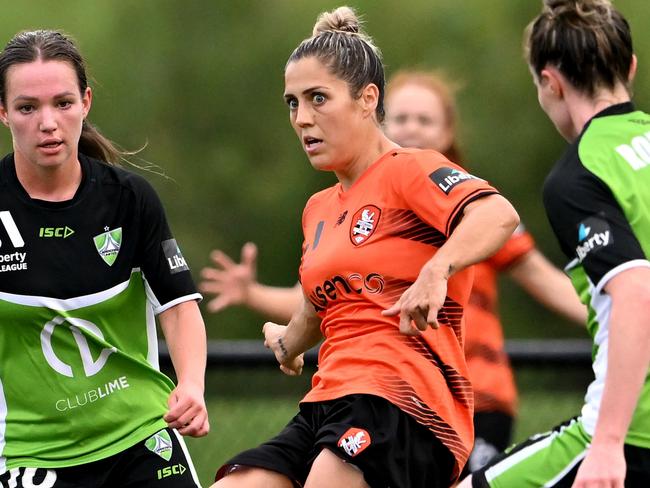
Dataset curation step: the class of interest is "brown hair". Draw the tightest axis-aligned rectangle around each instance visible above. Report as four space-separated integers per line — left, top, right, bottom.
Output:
0 30 125 165
386 70 463 162
525 0 633 96
287 6 386 122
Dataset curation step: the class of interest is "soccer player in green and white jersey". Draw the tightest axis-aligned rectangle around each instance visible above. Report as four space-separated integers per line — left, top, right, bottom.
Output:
460 1 650 487
0 30 208 487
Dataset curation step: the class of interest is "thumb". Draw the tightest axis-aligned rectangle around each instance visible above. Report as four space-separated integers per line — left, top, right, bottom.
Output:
241 242 258 269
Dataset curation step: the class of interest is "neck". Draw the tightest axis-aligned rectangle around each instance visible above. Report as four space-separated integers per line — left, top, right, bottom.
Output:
14 154 83 202
568 83 631 140
336 130 398 191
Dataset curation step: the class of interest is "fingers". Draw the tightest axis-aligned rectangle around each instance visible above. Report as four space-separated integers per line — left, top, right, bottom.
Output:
206 295 231 313
382 295 403 317
279 355 304 376
210 249 236 270
164 390 209 437
177 412 210 437
241 242 258 269
199 267 227 283
399 310 421 336
426 306 440 329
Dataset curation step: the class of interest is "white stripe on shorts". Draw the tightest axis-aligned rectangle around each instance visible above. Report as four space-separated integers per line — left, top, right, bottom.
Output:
543 449 587 487
172 429 202 487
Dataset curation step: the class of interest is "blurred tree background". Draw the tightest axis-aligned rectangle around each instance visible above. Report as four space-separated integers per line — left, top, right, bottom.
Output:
2 0 647 341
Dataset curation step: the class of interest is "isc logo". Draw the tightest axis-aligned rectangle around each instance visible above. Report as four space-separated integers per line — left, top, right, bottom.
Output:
39 226 75 238
157 463 186 479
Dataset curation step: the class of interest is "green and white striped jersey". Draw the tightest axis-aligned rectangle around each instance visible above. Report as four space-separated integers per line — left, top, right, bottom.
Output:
543 102 650 448
0 154 200 472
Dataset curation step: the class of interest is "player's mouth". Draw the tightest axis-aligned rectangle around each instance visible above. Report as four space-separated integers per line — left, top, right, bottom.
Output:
303 136 323 154
37 139 64 154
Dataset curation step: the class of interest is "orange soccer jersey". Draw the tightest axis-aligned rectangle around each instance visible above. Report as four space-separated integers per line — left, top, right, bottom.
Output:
464 226 535 417
299 148 499 476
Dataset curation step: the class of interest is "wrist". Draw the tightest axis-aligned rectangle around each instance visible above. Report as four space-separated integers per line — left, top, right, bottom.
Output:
423 259 453 280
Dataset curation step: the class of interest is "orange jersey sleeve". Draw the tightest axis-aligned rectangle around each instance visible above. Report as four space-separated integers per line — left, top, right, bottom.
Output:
486 224 535 271
298 148 500 478
464 225 535 416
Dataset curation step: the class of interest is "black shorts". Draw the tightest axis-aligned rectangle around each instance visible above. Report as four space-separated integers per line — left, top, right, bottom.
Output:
462 411 514 476
0 428 200 488
216 394 455 488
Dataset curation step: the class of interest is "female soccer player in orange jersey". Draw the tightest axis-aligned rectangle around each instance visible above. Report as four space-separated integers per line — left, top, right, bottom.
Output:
201 69 586 479
211 6 519 488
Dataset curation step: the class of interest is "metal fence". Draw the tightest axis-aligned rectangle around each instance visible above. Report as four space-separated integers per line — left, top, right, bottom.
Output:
159 338 593 368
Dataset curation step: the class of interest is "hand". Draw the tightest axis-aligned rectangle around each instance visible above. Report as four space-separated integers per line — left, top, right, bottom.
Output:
571 443 626 488
199 242 258 313
164 382 210 437
263 322 304 376
382 265 448 335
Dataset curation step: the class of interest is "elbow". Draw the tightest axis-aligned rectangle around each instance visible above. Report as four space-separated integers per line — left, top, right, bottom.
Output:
499 198 520 236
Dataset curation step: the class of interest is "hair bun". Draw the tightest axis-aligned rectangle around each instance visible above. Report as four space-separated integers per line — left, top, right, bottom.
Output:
312 6 361 37
543 0 612 11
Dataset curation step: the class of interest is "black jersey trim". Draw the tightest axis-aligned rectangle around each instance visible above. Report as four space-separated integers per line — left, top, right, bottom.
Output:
446 190 499 236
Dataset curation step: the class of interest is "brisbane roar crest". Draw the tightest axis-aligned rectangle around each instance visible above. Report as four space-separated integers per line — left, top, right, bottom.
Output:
350 205 381 246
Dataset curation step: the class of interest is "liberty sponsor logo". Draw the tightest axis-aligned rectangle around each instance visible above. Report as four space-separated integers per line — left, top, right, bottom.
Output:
162 238 190 274
55 375 131 412
0 251 27 273
308 272 384 311
575 216 612 262
429 167 481 194
40 226 75 238
94 227 122 266
338 427 371 457
146 429 174 461
616 131 650 170
41 316 117 377
350 205 381 245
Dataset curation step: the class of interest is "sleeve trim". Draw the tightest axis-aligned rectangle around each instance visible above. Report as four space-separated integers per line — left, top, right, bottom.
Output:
154 293 203 315
446 190 500 235
594 259 650 296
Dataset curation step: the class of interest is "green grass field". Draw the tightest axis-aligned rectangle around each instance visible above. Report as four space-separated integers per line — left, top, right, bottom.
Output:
185 366 590 487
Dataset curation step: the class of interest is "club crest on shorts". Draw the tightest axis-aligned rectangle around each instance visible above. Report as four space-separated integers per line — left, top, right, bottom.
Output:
338 427 371 457
350 205 381 246
145 429 173 461
93 227 122 266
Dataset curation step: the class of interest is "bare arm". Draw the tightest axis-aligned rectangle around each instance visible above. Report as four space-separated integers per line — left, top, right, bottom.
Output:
199 242 302 322
572 266 650 488
384 194 520 334
263 293 323 376
159 300 209 437
508 248 587 325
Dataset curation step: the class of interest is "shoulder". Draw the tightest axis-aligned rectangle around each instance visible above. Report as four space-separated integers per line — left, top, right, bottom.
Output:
84 155 161 203
383 147 452 173
303 184 338 213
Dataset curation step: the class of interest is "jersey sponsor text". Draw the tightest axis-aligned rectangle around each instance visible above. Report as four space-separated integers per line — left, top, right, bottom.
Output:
575 218 612 262
429 167 481 195
308 272 384 311
55 375 131 412
0 251 27 272
615 131 650 170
